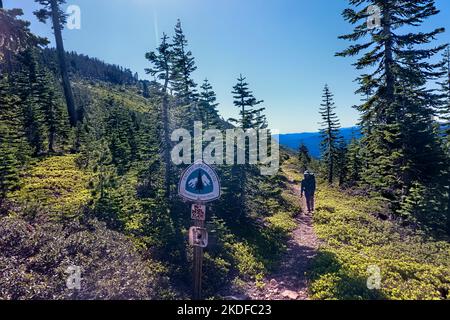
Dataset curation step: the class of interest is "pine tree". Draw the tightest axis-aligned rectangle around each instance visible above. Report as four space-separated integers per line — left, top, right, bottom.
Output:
336 138 348 187
438 46 450 138
146 33 172 94
15 49 48 155
319 85 341 185
34 0 77 127
89 138 122 228
142 81 150 98
30 55 70 153
396 46 446 196
230 75 265 130
337 0 447 207
298 143 311 172
253 110 268 130
42 75 69 153
0 8 48 73
439 47 450 233
104 98 132 175
229 75 264 217
13 49 69 155
346 136 363 186
0 137 18 204
198 79 220 129
145 33 173 199
94 140 115 200
0 76 29 203
170 19 198 105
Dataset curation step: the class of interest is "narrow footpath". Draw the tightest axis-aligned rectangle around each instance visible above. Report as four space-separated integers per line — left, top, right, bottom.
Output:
246 177 319 300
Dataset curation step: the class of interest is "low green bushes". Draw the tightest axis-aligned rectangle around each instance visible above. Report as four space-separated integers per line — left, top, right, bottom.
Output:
310 186 450 300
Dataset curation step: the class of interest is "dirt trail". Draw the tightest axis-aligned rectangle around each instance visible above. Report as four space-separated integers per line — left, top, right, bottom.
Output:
246 178 319 300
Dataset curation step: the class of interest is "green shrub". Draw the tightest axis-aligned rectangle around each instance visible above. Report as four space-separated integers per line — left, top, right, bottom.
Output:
202 253 231 297
267 212 297 233
309 185 450 300
9 155 92 219
229 242 265 280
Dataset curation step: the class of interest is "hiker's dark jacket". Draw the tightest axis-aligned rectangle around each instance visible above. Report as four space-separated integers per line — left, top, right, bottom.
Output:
301 175 316 195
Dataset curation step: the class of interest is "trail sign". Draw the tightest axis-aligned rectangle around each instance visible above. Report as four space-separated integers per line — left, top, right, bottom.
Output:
189 227 208 248
179 161 220 300
191 204 206 221
178 160 221 202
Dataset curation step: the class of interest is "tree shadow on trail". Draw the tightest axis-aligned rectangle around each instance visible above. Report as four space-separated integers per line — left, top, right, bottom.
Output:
308 250 386 300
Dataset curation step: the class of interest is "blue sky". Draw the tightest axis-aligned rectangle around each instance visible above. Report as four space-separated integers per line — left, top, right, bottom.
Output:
7 0 450 133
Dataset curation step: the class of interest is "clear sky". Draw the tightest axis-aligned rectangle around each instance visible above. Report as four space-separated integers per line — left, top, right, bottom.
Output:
7 0 450 133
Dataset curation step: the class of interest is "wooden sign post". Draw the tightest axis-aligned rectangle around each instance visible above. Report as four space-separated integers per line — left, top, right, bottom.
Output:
179 161 221 300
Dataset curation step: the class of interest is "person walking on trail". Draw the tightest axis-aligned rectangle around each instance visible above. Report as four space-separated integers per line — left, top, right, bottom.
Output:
301 170 316 214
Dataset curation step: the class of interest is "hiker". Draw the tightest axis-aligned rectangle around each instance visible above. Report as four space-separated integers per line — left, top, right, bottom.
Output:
301 170 316 213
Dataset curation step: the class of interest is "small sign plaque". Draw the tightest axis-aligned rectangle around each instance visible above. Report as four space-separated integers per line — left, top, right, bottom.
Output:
189 227 208 248
191 204 206 221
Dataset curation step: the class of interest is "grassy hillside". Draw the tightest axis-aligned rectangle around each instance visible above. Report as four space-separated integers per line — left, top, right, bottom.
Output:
1 76 303 299
310 186 450 300
3 151 301 299
9 155 93 220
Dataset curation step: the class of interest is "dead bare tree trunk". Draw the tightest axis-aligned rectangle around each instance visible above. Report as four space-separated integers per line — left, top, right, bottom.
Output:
49 0 77 127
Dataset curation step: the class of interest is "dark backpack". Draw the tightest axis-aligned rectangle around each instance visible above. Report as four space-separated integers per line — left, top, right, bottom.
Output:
302 173 316 193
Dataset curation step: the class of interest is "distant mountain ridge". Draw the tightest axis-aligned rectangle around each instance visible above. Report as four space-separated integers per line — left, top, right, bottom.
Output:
277 127 361 158
40 48 139 85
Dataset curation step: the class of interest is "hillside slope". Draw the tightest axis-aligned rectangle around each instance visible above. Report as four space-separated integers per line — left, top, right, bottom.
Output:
1 75 305 299
310 185 450 300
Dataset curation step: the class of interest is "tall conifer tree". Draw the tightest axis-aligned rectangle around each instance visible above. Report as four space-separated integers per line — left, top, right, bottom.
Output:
337 0 446 207
0 8 47 72
298 143 311 172
170 19 197 105
145 33 173 199
230 75 265 129
198 79 220 129
438 46 450 138
319 85 341 185
346 136 363 186
0 76 29 202
34 0 77 127
336 138 348 187
15 49 47 155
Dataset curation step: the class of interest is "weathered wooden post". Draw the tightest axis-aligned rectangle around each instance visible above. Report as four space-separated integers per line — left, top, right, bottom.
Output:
191 203 206 300
178 160 221 300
